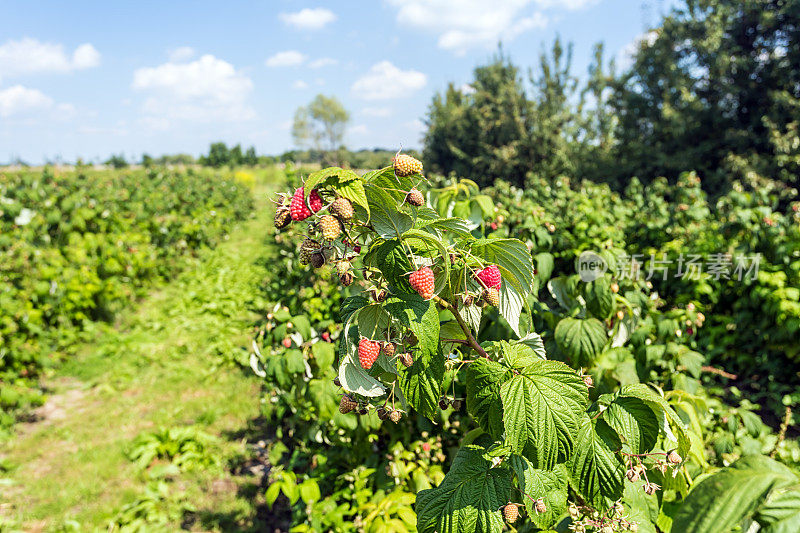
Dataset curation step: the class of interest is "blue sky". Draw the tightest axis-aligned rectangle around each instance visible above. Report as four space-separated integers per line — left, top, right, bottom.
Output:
0 0 673 163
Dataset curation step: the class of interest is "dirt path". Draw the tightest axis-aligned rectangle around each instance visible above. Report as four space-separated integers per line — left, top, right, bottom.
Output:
0 186 275 531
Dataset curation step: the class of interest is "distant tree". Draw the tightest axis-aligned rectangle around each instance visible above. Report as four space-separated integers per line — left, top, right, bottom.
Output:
610 0 800 192
105 154 129 169
202 142 231 167
229 144 243 166
141 153 154 167
244 146 258 166
292 95 350 161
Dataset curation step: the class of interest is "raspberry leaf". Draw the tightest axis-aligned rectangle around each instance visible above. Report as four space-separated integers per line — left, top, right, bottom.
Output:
356 304 391 341
365 185 413 238
601 395 659 455
384 294 443 419
554 317 608 366
616 384 692 459
466 358 510 439
416 444 512 533
567 415 626 511
337 325 386 398
500 359 588 469
303 167 360 197
508 455 568 530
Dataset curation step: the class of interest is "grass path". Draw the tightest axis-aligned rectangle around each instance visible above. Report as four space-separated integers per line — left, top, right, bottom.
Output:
0 183 276 532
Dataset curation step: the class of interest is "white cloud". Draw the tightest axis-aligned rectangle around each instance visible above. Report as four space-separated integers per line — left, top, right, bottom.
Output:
309 57 338 68
0 38 100 77
168 46 196 62
265 50 306 67
350 124 369 135
361 106 393 117
280 8 337 30
351 61 427 100
0 85 53 117
535 0 597 8
292 80 309 90
132 54 254 122
386 0 550 54
617 30 658 69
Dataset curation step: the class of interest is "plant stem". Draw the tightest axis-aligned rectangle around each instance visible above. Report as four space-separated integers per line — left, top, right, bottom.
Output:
433 296 489 358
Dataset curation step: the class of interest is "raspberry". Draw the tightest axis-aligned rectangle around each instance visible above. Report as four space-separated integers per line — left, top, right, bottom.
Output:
477 265 502 289
290 187 312 221
409 267 435 299
358 338 381 370
483 288 500 307
318 215 341 241
330 197 354 221
406 188 424 207
388 409 402 423
503 503 519 523
376 406 389 420
339 272 354 287
667 450 682 464
451 399 462 410
582 374 594 388
382 342 396 357
439 398 449 410
398 352 413 368
393 154 423 177
310 252 325 269
534 499 547 513
308 189 323 212
274 208 291 229
339 395 357 414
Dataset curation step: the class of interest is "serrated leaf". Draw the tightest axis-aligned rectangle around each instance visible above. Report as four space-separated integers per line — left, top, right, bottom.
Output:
514 332 546 359
508 455 567 530
567 415 625 511
303 167 360 197
500 282 525 337
357 304 391 341
602 396 659 454
618 384 691 458
623 478 659 533
416 444 512 533
672 455 799 533
385 294 443 419
554 317 607 366
415 217 472 239
757 486 800 533
468 238 534 297
499 359 588 469
366 184 413 238
374 239 416 296
466 359 510 438
338 352 386 397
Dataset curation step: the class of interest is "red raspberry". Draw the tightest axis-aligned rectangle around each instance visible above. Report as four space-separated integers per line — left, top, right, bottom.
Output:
358 338 381 370
409 267 435 299
289 187 323 221
476 265 501 289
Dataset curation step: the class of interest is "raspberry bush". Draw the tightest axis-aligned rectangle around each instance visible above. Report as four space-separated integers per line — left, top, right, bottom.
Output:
270 157 694 532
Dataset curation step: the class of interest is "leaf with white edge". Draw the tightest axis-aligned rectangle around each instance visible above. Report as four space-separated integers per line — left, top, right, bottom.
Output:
500 281 525 337
366 184 413 238
466 359 510 438
672 455 799 533
508 455 567 530
499 359 588 469
416 444 512 533
514 332 546 359
602 395 659 454
385 294 443 419
618 384 691 459
467 238 534 296
567 415 625 511
338 351 386 397
554 317 607 366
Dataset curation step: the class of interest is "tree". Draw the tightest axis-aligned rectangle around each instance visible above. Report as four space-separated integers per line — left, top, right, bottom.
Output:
202 142 231 167
105 154 129 169
292 95 350 157
609 0 800 192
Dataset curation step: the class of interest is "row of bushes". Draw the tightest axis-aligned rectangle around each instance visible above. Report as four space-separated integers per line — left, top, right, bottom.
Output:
0 167 253 429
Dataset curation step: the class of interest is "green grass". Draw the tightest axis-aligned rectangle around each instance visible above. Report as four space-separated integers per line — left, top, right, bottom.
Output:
0 176 281 532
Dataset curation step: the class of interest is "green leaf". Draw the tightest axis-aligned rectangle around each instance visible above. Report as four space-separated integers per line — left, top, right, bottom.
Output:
385 294 443 419
500 282 525 337
499 359 588 469
366 184 413 238
357 304 391 341
757 486 800 533
374 239 415 296
602 395 659 454
567 415 625 511
416 444 512 533
623 478 659 533
534 252 555 284
584 277 615 319
303 166 360 194
618 384 691 458
513 332 547 360
672 455 799 533
415 217 472 239
466 359 510 438
340 295 370 326
401 229 451 294
508 455 567 530
554 317 607 366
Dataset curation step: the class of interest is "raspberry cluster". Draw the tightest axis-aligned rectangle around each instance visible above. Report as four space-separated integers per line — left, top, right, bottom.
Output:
290 187 322 221
409 266 435 299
